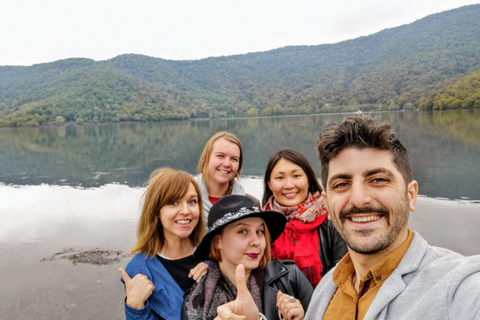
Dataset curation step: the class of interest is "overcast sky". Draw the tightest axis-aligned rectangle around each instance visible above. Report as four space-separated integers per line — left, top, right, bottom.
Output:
1 0 478 66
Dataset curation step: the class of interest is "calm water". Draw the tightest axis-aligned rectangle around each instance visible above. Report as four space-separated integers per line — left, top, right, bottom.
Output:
1 109 480 200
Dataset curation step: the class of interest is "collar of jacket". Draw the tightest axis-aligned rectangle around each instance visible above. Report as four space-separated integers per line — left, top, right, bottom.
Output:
264 259 293 286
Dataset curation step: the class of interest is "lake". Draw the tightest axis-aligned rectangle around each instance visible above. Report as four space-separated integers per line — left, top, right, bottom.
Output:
1 109 480 199
0 110 479 319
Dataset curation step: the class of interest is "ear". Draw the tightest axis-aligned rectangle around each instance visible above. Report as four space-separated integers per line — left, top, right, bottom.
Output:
215 234 222 251
407 180 418 212
321 191 332 220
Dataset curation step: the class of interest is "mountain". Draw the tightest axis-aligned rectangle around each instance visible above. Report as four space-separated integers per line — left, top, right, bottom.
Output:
1 4 480 127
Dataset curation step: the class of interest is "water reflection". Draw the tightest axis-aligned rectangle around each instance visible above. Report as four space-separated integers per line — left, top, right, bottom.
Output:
1 110 479 199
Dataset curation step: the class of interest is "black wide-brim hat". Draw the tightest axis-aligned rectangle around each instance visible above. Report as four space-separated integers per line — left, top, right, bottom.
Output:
194 194 287 261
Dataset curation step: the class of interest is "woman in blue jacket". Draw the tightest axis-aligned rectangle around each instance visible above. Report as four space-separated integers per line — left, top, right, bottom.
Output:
119 168 207 320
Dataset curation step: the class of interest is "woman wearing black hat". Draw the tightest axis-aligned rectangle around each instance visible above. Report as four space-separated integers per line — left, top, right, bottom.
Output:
183 195 314 320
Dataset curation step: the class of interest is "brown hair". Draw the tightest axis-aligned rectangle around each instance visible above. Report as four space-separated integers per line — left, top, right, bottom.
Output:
208 221 272 269
316 115 413 189
198 132 243 182
130 168 206 257
262 148 323 206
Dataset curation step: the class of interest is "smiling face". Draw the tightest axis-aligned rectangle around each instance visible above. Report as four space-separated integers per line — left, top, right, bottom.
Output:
216 217 266 276
160 182 200 243
207 138 241 187
268 158 309 207
323 147 418 256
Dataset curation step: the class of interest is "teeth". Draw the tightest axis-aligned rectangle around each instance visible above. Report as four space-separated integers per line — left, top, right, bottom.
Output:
350 216 380 223
284 193 297 197
176 220 191 225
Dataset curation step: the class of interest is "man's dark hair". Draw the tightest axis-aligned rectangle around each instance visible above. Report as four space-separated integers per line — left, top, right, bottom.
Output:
316 115 413 189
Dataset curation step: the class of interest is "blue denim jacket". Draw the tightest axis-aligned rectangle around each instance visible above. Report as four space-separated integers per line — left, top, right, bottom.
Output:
121 253 185 320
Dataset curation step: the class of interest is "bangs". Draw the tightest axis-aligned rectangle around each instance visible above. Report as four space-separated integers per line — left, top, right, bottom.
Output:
160 173 193 205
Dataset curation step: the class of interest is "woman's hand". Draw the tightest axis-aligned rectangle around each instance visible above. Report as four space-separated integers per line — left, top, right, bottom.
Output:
276 290 304 320
189 261 209 282
215 264 259 320
119 268 155 310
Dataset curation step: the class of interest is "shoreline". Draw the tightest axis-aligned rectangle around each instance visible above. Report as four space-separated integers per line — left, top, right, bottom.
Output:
2 180 479 202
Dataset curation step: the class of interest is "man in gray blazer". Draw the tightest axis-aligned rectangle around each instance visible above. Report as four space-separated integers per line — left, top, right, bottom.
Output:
214 115 480 320
307 115 480 319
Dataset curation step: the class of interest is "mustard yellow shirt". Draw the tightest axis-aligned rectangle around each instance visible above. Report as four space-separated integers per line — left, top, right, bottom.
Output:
323 230 414 320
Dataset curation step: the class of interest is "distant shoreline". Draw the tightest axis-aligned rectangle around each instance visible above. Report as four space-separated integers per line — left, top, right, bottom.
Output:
0 108 410 130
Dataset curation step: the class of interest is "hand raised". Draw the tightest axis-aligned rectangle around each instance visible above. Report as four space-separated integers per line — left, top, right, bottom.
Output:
119 268 155 310
215 264 259 320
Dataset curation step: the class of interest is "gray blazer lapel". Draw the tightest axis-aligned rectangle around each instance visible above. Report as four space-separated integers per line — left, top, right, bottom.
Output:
364 269 406 320
305 270 338 318
364 232 429 320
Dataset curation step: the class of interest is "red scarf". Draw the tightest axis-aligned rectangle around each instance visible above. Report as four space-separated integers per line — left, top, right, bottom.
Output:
263 192 327 286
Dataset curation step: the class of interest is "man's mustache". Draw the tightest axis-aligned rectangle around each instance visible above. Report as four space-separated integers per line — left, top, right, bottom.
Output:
339 205 390 219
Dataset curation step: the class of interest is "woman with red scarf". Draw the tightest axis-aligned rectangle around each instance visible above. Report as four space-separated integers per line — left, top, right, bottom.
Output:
262 148 347 287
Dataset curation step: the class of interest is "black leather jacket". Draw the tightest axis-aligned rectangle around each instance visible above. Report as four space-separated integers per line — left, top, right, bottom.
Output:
318 219 348 277
263 259 314 320
181 259 314 320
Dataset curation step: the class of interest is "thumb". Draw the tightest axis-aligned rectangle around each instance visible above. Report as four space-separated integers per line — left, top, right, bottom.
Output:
234 264 248 298
232 264 258 319
118 268 131 283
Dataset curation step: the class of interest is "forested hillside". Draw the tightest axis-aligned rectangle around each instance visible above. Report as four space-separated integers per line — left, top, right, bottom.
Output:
1 4 479 127
419 70 480 110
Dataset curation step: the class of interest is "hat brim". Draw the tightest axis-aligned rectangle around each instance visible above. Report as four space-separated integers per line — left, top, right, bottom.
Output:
194 210 287 261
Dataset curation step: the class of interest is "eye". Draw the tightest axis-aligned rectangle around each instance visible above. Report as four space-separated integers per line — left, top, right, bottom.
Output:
231 157 239 162
188 199 198 204
371 177 388 184
170 201 178 206
332 182 349 189
256 229 265 234
275 176 283 180
238 229 247 234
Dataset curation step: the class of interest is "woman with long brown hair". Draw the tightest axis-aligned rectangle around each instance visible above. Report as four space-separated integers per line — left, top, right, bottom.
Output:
119 168 207 320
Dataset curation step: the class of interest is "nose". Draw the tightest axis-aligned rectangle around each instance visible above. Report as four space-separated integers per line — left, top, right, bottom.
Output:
179 202 189 214
249 234 260 247
349 181 373 208
284 177 295 189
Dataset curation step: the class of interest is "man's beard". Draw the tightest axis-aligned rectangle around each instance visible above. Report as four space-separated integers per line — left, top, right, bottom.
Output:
333 200 409 255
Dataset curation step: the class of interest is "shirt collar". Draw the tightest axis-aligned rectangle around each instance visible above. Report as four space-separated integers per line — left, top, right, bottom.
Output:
332 229 414 289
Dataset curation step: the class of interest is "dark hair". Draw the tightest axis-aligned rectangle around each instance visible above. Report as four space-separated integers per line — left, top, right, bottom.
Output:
262 148 323 206
316 115 413 189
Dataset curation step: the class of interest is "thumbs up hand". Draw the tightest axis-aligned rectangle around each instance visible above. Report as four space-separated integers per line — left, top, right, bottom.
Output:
215 264 259 320
119 268 155 310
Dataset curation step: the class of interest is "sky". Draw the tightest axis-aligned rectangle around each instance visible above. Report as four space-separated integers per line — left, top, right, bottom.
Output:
1 0 479 66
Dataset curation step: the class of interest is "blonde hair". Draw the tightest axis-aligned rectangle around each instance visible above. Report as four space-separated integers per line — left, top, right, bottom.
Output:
130 168 206 257
198 132 243 182
208 221 272 268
